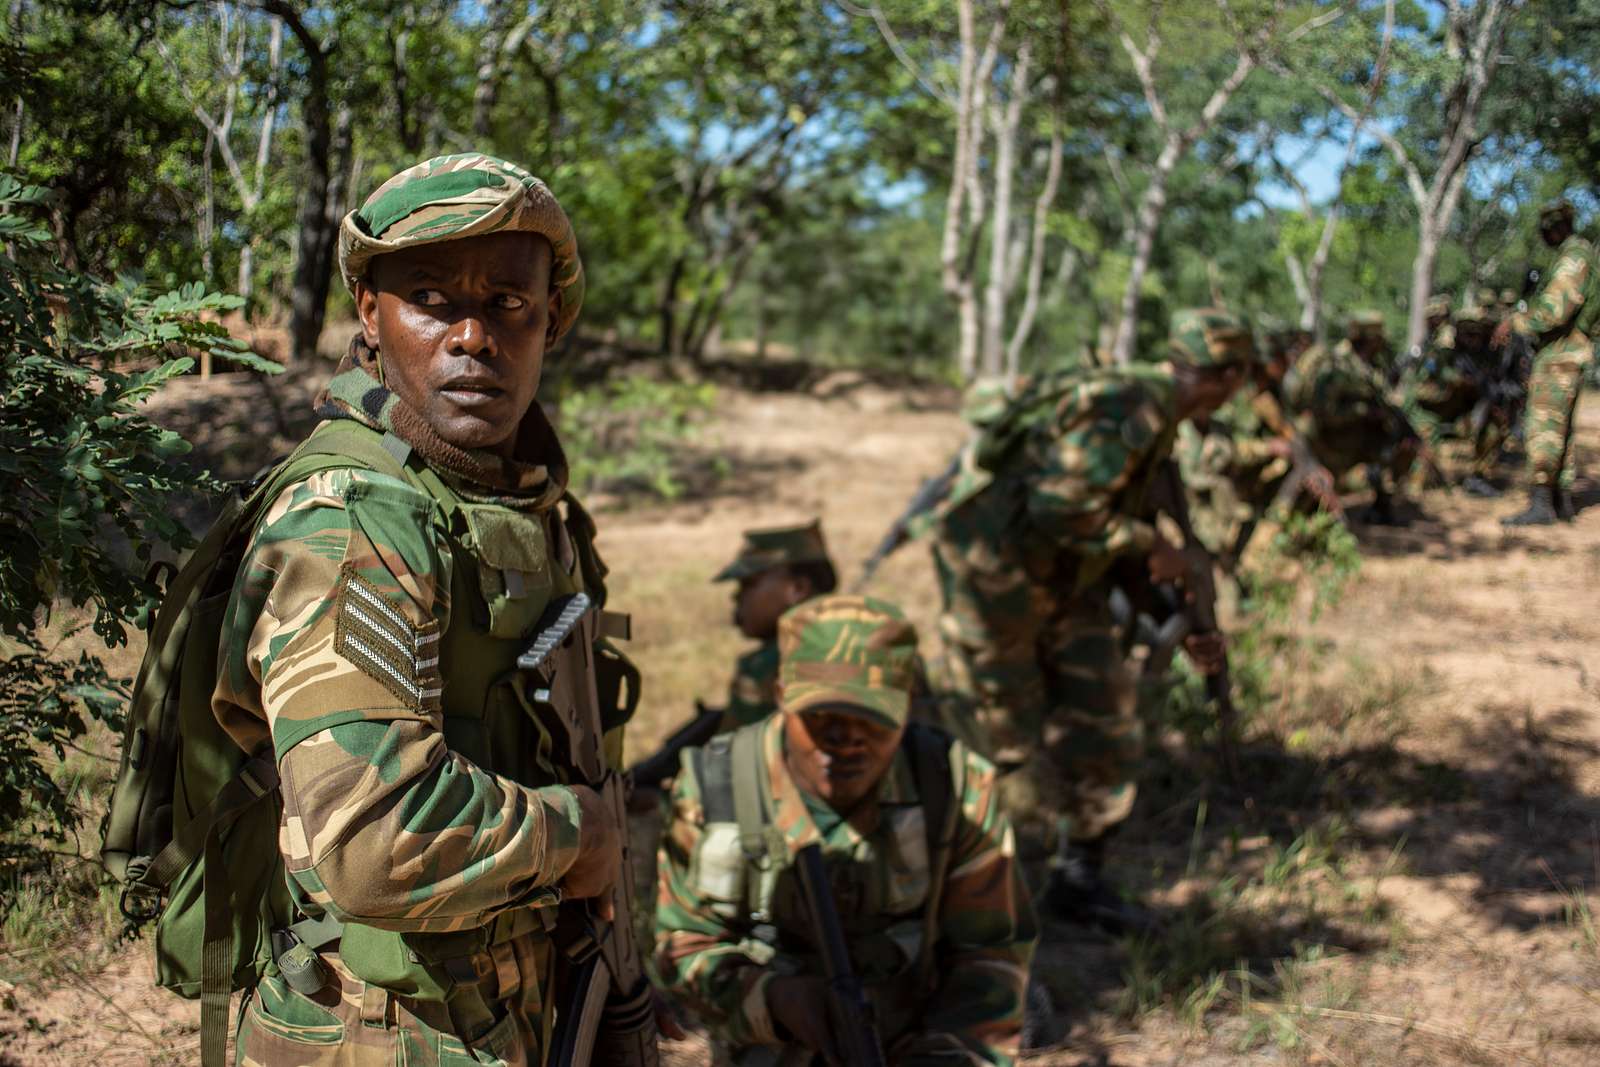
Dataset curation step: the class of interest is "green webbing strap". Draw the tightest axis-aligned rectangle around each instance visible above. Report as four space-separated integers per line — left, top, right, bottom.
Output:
288 912 345 950
906 725 958 991
729 724 767 865
200 831 232 1067
140 757 278 890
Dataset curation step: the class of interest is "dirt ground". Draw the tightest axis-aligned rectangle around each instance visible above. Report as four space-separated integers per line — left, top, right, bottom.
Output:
3 366 1598 1066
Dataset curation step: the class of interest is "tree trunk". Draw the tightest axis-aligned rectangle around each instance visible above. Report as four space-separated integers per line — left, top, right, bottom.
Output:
1407 221 1443 353
1110 158 1172 364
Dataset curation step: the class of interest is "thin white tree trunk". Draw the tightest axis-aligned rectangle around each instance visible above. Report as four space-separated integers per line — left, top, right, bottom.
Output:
982 43 1030 377
1005 120 1063 378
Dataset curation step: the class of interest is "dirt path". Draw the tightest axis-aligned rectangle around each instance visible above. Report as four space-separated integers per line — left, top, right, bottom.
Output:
3 377 1597 1065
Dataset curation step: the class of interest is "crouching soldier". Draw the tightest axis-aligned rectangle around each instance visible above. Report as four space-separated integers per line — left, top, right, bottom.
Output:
653 595 1038 1066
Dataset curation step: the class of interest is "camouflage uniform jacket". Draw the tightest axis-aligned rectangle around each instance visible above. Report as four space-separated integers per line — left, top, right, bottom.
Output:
653 716 1037 1066
212 404 598 973
1284 342 1392 429
722 640 779 730
928 365 1181 592
1514 233 1599 364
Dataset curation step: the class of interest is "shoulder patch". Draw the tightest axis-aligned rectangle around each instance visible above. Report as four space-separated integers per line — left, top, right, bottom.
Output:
333 563 442 712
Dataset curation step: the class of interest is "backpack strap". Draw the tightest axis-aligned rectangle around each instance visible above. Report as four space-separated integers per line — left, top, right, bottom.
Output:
694 735 737 825
730 723 769 864
904 722 959 991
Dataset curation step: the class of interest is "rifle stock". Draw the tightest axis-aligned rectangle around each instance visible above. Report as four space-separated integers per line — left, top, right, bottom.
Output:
626 702 723 793
520 594 659 1067
795 844 888 1067
1145 462 1241 783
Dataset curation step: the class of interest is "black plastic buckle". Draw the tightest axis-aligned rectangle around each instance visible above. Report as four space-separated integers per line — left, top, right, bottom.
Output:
119 881 163 925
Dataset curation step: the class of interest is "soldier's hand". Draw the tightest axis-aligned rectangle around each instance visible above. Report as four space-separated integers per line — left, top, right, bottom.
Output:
1147 538 1189 584
561 784 621 916
1183 631 1227 675
766 975 841 1063
1304 465 1342 514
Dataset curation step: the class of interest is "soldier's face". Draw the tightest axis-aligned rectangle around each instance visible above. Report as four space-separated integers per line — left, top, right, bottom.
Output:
733 567 811 641
782 706 904 810
1177 362 1246 418
357 232 560 458
1541 221 1571 247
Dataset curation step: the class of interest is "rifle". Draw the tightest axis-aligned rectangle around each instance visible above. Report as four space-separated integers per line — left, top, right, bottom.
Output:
520 593 659 1066
1142 461 1242 783
855 451 962 591
626 700 723 795
794 843 889 1067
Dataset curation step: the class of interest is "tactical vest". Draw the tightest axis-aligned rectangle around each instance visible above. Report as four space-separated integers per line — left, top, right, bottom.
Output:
686 721 958 1042
327 421 636 1003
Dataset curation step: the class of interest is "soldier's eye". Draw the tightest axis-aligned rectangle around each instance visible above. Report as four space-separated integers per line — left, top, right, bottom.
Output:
411 289 448 307
495 294 528 311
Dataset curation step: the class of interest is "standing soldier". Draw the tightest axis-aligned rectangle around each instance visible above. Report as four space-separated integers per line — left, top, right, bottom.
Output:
715 520 838 729
922 308 1250 931
212 154 654 1064
654 595 1037 1066
1496 199 1598 525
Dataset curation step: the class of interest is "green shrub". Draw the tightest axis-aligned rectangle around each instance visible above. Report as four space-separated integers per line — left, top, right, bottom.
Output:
0 173 274 878
556 377 720 500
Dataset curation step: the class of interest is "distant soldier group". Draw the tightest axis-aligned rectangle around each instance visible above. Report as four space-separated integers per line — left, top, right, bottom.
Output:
105 147 1593 1067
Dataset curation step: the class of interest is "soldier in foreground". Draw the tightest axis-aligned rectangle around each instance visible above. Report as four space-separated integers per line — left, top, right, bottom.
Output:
1284 311 1420 524
213 154 653 1064
923 308 1250 932
1496 199 1597 525
653 595 1037 1066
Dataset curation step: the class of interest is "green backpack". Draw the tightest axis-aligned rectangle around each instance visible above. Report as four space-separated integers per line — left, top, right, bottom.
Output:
100 419 406 1066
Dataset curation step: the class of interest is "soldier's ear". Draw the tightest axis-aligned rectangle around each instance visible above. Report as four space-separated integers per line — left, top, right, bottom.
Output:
356 280 382 348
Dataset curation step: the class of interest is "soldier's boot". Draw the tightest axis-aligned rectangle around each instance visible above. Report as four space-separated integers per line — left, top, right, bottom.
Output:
1461 475 1501 498
1501 486 1557 527
1556 487 1577 522
1041 837 1160 937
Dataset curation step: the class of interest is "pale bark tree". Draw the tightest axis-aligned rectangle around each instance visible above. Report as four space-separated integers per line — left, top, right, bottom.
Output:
1276 0 1394 341
157 7 283 305
1101 0 1347 365
848 0 1069 381
1275 0 1517 352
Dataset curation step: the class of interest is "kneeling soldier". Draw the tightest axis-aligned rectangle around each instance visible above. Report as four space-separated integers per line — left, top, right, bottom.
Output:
653 595 1038 1066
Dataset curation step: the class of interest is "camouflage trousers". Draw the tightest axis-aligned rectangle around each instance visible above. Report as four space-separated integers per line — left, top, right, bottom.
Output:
1523 339 1592 489
1305 407 1417 487
930 523 1139 853
236 935 553 1067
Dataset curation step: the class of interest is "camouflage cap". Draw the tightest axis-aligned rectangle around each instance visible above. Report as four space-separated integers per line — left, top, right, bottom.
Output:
1346 309 1386 339
1168 307 1256 368
1474 287 1498 310
961 376 1023 428
1425 294 1452 319
777 595 918 728
337 153 585 344
1498 288 1519 306
713 519 836 586
1539 199 1576 227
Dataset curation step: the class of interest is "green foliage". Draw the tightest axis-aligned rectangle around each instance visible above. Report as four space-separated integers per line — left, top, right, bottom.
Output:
555 377 721 501
0 174 257 876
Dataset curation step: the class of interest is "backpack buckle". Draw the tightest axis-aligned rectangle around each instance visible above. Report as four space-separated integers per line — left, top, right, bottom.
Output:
118 880 163 925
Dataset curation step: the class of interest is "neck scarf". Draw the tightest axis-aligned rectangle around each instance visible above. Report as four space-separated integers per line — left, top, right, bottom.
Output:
314 336 569 511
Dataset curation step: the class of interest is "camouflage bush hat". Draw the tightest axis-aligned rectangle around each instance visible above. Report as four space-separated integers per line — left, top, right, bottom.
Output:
713 519 835 586
337 152 584 344
1539 199 1575 227
1168 307 1256 368
777 595 918 729
1498 288 1519 307
1345 309 1386 340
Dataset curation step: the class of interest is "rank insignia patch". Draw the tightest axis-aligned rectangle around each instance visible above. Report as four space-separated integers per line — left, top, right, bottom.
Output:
333 564 442 712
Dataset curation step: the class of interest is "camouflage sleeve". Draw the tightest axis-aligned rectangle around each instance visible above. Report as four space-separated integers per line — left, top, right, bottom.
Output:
651 757 791 1047
214 469 585 932
1020 389 1165 561
896 744 1037 1067
1519 242 1592 339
